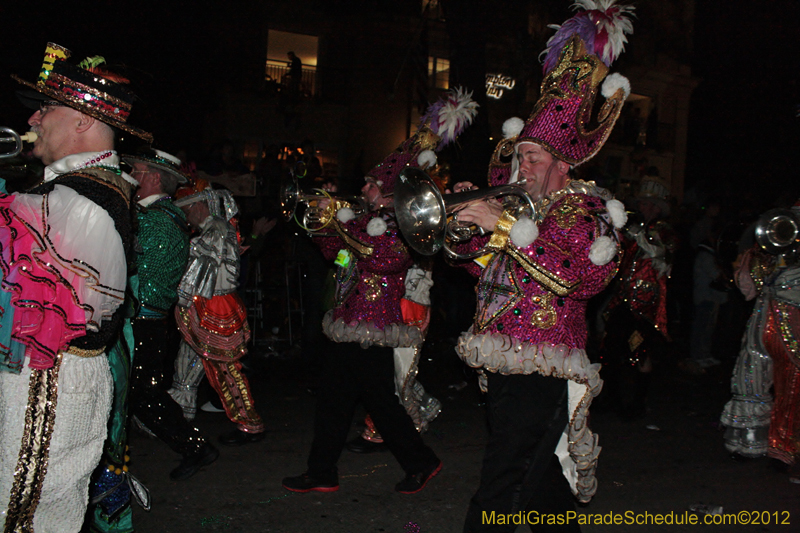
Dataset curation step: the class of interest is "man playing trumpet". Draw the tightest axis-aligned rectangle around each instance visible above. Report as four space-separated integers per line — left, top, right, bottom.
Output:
447 2 634 530
282 87 477 494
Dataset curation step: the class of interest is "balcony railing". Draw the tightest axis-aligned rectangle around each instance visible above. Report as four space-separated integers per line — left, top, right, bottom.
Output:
265 64 316 98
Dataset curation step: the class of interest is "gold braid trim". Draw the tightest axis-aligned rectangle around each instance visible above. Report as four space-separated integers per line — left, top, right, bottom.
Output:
5 353 63 531
65 346 105 358
71 168 135 208
486 210 517 252
506 247 581 297
330 218 374 258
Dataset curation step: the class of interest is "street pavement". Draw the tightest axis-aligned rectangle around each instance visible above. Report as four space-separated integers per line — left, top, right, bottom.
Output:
127 339 799 532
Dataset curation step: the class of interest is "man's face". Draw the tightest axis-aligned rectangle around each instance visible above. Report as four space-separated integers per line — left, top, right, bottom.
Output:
516 143 569 200
361 179 390 211
131 162 159 201
27 102 80 165
182 200 211 229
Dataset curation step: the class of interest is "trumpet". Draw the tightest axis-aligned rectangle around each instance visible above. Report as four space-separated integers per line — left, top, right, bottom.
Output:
394 167 536 260
0 127 38 159
754 208 800 255
280 176 367 232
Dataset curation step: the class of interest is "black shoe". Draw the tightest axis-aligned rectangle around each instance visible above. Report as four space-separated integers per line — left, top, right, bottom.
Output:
395 460 442 494
345 436 388 454
170 443 219 480
219 429 266 446
282 471 340 493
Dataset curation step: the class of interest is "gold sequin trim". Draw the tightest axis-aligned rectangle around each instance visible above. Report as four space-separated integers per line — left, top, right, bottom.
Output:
66 346 105 358
506 247 581 297
5 353 63 530
331 219 374 258
531 293 558 329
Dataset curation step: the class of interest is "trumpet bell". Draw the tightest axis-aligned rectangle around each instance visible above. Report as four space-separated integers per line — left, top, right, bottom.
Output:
395 167 447 255
755 208 800 254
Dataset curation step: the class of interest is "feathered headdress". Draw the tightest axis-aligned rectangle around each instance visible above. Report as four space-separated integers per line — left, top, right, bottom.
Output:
367 87 478 195
510 0 634 168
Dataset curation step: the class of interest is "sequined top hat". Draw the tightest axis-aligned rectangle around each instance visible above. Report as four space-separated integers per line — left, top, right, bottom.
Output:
366 87 479 196
515 0 634 167
12 42 153 142
122 149 189 185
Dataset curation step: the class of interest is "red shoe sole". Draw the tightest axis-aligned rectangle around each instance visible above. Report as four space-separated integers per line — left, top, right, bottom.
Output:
397 462 442 494
282 484 340 493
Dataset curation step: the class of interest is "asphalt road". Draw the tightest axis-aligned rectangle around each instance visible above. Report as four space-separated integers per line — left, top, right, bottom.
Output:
126 339 799 532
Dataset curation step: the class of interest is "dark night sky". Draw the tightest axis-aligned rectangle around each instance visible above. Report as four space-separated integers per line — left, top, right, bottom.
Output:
687 0 800 209
1 1 798 208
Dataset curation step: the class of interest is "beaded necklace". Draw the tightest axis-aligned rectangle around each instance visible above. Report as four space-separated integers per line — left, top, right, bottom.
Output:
76 150 121 175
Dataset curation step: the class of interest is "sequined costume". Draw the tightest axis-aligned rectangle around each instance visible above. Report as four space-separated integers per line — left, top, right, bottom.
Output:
0 155 133 533
597 216 677 416
124 192 212 471
304 209 439 479
360 265 442 444
721 248 800 465
456 179 622 503
606 218 677 345
171 201 264 435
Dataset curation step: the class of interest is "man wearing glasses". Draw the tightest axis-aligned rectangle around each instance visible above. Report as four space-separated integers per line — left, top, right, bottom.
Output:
0 43 147 532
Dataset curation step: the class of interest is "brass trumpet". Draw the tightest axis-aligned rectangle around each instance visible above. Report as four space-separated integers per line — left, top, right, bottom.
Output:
0 127 37 159
394 167 536 260
754 208 800 255
280 176 366 232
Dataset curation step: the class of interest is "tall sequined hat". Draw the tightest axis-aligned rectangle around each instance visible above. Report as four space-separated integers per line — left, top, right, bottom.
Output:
12 42 153 142
122 148 189 185
366 87 479 195
514 0 634 167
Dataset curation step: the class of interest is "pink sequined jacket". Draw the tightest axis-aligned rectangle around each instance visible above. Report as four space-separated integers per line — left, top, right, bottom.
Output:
454 180 625 502
313 210 423 349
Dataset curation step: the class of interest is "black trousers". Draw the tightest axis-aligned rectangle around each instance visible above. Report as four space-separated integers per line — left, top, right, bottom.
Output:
128 319 207 457
307 341 439 476
464 372 580 532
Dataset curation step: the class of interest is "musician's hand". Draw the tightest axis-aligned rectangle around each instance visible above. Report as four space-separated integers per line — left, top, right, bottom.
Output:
317 198 332 210
253 216 277 237
456 199 503 233
321 181 338 193
447 181 476 194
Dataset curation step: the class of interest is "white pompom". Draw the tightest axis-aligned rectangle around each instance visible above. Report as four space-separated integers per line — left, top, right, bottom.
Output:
589 235 617 266
509 216 538 248
417 149 437 169
502 117 525 139
367 217 388 236
601 73 631 100
605 199 628 229
337 207 356 223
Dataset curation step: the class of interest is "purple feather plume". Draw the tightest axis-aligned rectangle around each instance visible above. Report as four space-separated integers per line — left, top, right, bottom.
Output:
420 87 479 149
540 0 635 73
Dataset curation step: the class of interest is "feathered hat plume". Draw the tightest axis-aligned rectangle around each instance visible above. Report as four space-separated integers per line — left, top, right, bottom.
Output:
511 0 634 167
541 0 635 72
367 87 479 195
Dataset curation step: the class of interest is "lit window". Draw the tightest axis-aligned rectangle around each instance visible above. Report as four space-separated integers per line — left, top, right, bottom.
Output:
428 57 449 90
266 30 318 96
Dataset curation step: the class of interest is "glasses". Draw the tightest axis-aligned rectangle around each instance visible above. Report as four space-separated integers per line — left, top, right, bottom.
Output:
38 100 65 116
